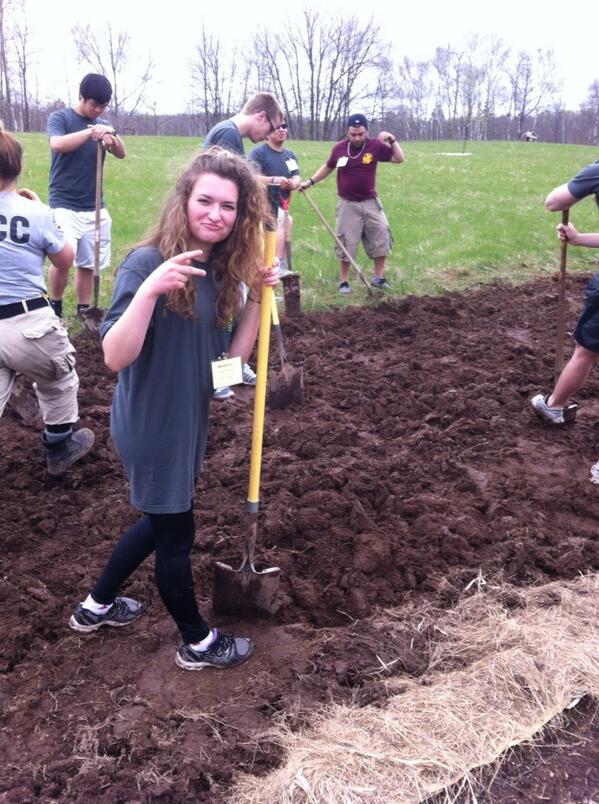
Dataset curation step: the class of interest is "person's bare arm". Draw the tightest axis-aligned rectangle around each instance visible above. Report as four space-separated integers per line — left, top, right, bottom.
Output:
47 243 75 272
378 132 405 163
299 164 333 191
545 183 579 212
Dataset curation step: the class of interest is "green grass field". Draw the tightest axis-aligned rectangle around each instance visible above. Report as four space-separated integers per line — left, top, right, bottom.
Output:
17 134 599 317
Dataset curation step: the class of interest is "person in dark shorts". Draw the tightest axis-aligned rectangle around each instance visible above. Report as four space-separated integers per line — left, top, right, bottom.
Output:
531 160 599 424
68 149 278 671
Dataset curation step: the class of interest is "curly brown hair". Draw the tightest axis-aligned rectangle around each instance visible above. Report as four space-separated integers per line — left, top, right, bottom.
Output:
138 148 273 325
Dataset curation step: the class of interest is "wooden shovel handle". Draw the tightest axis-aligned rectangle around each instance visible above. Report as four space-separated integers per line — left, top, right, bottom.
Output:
554 209 569 378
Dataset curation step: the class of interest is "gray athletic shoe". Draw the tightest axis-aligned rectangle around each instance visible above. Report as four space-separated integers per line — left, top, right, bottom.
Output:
45 428 95 475
175 630 254 671
370 276 391 290
530 393 578 424
69 597 145 633
241 363 257 386
213 386 235 401
339 281 352 294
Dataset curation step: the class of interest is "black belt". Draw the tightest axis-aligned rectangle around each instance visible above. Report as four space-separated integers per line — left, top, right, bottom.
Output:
0 296 51 320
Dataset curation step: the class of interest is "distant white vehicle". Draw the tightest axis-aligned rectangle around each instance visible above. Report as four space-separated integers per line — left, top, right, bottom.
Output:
523 130 538 142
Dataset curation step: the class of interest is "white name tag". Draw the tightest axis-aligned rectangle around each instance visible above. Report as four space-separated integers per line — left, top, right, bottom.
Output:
336 156 349 168
285 158 298 171
211 355 243 388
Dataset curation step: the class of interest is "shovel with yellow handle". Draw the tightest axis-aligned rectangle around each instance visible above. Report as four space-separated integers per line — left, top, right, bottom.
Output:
212 231 281 616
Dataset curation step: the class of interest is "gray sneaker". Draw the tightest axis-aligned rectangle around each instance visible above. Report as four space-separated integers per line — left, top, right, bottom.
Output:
241 363 257 385
339 281 352 294
175 630 254 671
213 386 235 401
45 428 95 475
371 276 391 290
530 393 578 424
69 596 145 633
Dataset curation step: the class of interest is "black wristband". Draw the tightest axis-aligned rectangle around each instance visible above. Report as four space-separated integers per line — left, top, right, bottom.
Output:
308 178 315 186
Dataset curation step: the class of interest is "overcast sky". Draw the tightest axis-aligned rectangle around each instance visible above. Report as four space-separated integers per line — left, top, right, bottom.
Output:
25 0 598 114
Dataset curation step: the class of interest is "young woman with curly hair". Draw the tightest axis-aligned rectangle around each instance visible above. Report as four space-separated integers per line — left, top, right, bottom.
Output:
69 148 278 671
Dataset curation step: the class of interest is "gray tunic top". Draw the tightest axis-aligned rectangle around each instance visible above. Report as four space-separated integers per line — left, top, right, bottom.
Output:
100 246 230 513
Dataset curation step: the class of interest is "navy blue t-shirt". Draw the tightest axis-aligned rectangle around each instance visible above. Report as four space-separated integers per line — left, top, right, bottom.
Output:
47 107 109 211
249 143 301 213
568 161 599 200
202 120 244 155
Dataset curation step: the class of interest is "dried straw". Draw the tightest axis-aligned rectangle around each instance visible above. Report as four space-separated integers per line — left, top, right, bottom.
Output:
229 574 599 803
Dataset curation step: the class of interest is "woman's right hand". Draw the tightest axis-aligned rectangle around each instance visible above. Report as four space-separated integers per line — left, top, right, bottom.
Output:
142 250 206 298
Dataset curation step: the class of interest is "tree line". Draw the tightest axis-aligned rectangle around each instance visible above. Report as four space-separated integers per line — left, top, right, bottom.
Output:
1 2 598 144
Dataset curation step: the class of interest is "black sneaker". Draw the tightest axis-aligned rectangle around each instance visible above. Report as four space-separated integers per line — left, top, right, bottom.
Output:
175 631 254 671
45 428 95 475
69 597 145 633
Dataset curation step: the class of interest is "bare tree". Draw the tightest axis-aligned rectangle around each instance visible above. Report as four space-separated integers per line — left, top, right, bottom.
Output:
581 80 599 145
9 0 33 131
396 57 432 139
72 23 154 121
253 10 388 140
0 0 15 127
505 48 558 139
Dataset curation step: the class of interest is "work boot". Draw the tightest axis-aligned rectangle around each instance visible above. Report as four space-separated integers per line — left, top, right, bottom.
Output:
44 428 95 475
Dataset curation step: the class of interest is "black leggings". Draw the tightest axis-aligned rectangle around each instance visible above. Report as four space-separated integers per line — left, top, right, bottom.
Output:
92 509 211 644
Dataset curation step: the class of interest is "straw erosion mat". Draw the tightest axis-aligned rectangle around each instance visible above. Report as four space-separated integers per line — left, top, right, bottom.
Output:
1 275 599 803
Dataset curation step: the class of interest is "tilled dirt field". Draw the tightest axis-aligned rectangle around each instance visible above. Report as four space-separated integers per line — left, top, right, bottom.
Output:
1 275 598 803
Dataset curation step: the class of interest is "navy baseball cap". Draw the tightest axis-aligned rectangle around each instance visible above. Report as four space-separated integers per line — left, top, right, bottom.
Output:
347 113 368 129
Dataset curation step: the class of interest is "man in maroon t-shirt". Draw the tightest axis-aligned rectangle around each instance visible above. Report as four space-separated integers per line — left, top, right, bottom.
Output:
300 113 404 293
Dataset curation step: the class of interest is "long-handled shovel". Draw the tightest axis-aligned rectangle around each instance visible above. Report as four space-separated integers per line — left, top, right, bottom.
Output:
554 209 569 379
281 196 293 272
301 189 373 297
213 232 281 616
80 141 106 334
268 299 304 409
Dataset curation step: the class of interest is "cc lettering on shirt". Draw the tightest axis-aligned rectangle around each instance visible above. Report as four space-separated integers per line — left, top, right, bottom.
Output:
0 215 30 244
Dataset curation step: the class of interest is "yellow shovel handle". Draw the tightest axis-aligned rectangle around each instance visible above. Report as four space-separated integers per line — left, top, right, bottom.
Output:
247 231 276 506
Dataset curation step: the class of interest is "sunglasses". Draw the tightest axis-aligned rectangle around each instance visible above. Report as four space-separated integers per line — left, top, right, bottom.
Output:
275 123 288 131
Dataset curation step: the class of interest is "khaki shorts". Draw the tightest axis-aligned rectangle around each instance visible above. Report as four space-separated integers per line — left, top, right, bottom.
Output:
0 306 79 425
334 197 393 261
53 207 112 270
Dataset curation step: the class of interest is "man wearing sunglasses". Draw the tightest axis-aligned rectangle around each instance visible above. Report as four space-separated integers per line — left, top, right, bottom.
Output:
202 91 284 399
250 122 301 276
202 92 284 156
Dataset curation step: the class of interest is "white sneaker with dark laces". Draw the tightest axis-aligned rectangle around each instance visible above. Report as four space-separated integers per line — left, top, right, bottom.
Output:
530 393 578 424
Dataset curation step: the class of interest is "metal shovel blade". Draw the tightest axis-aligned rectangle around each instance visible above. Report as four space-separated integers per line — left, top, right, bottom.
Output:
80 304 105 335
268 364 304 409
213 518 281 616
